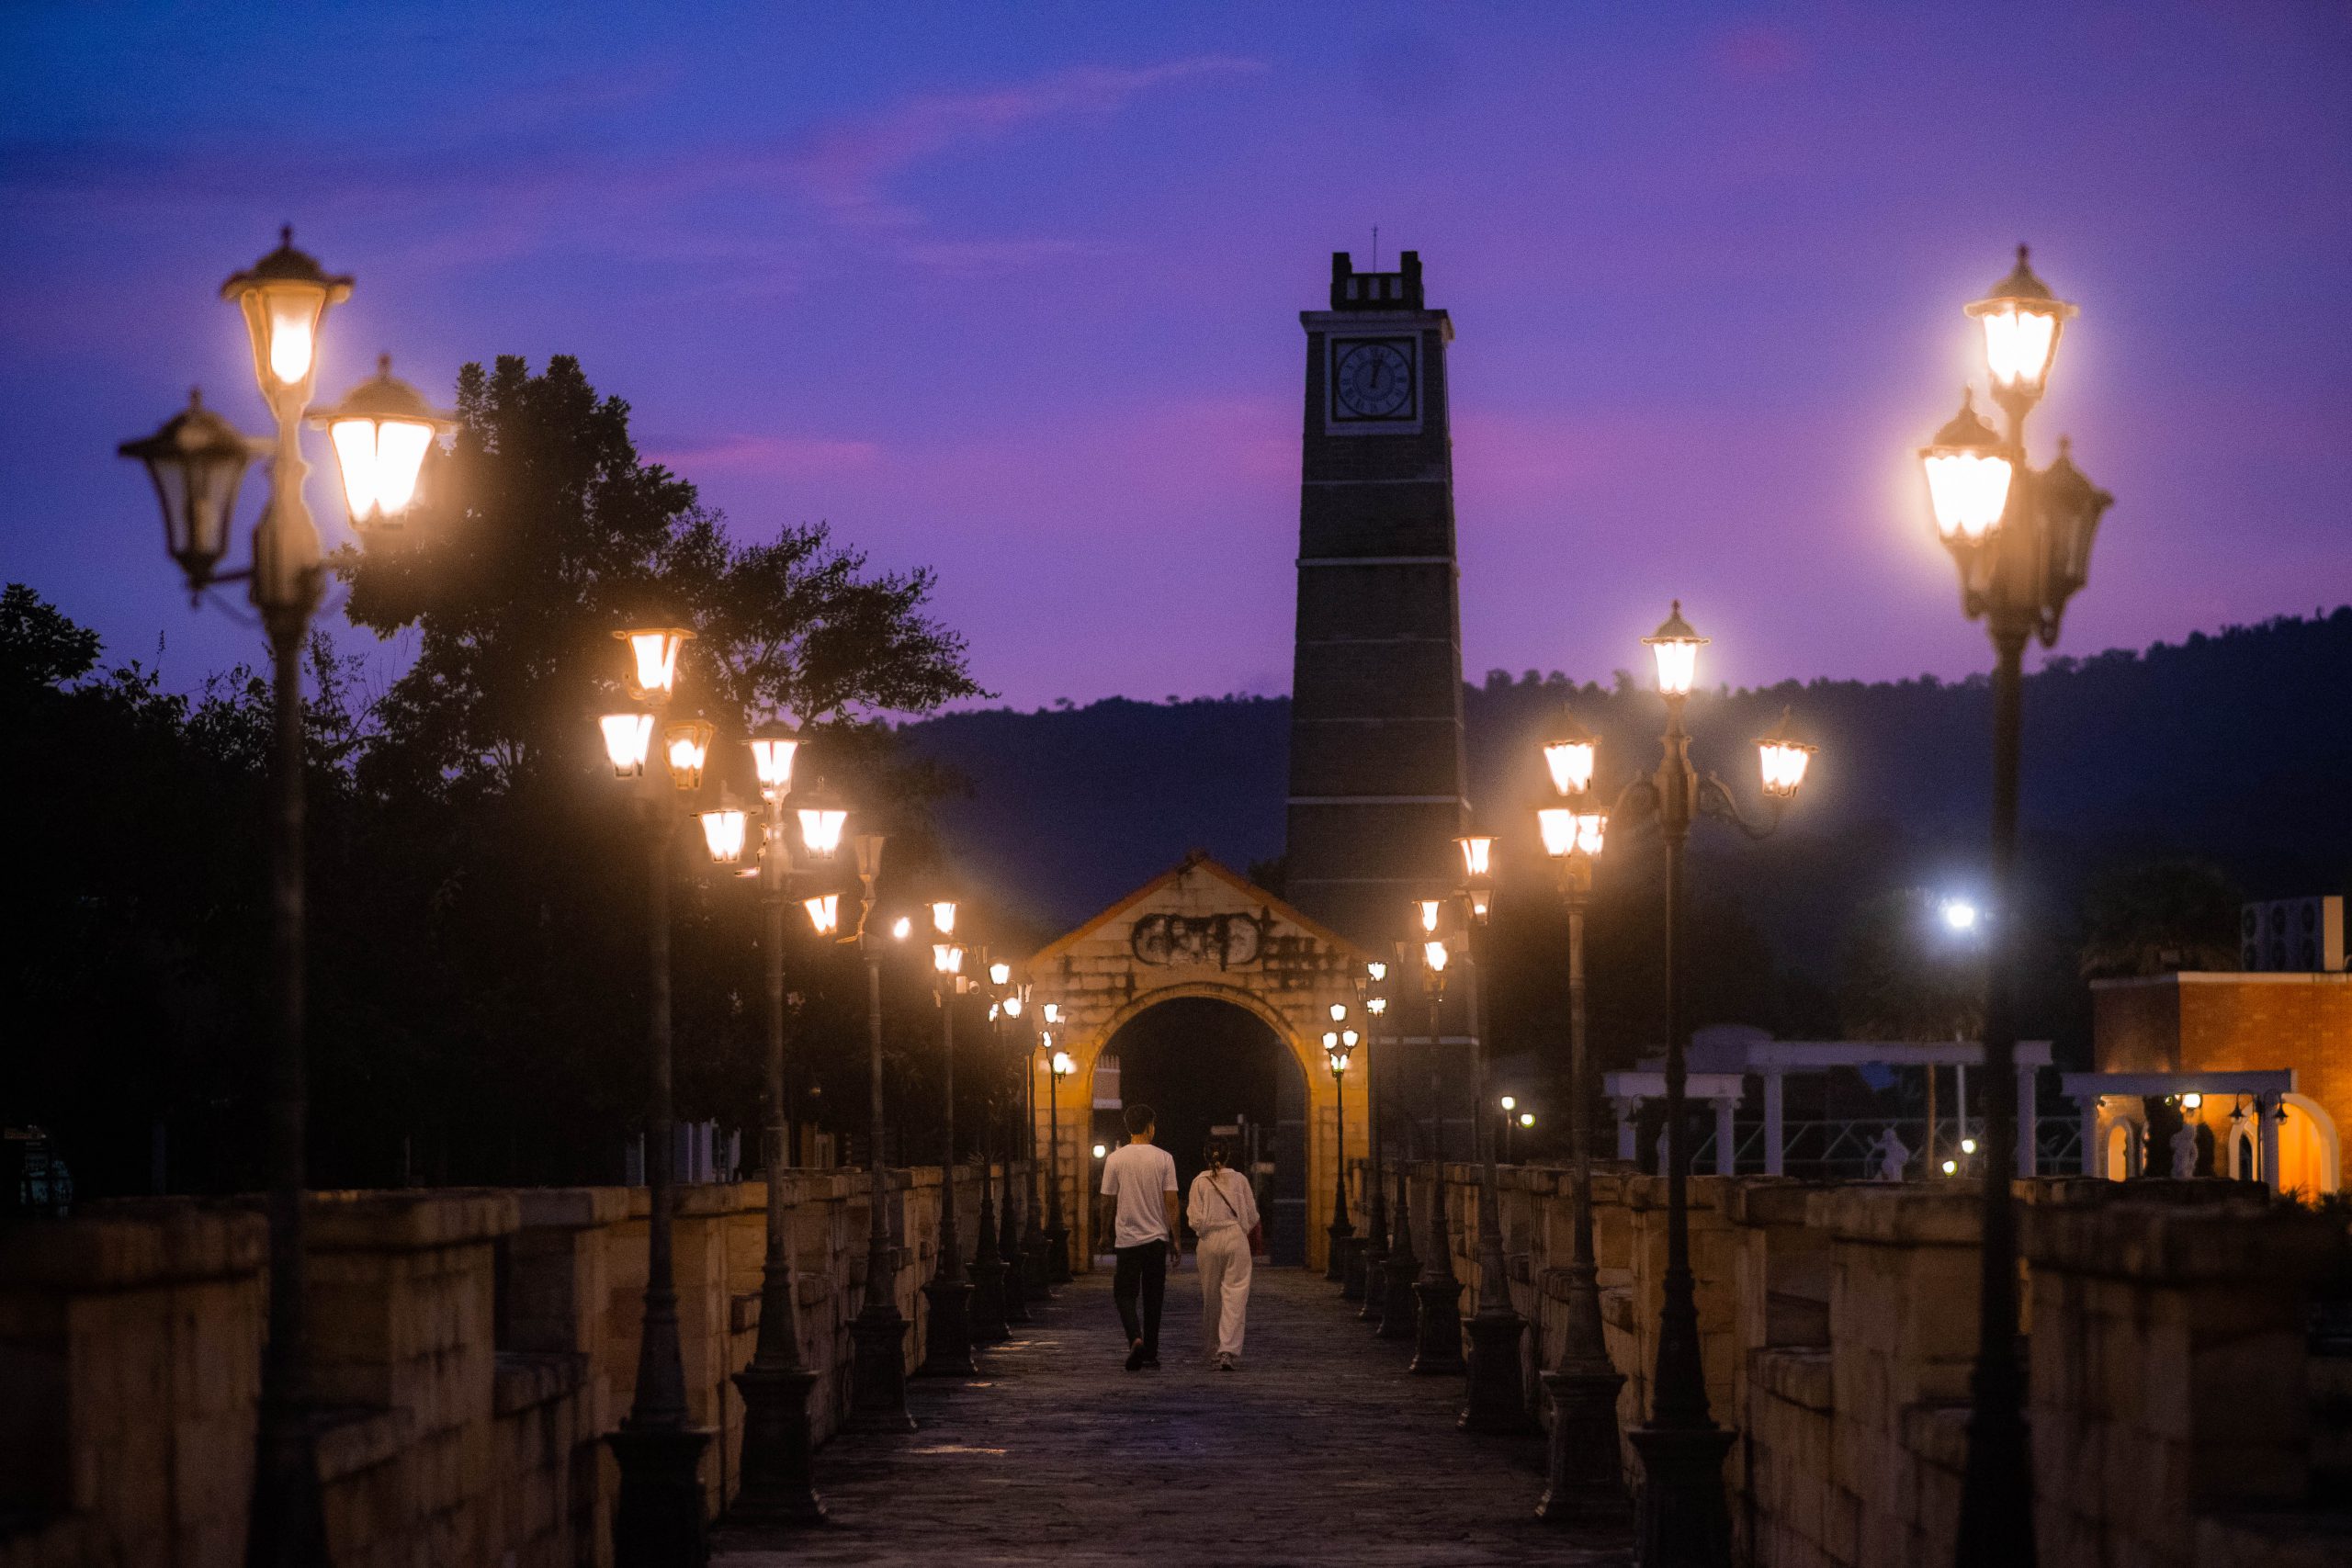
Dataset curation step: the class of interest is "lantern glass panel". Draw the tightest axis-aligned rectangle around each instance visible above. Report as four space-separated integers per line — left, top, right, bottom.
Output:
804 893 840 935
699 808 747 863
1544 739 1596 796
599 713 653 776
1923 449 2014 542
797 808 847 857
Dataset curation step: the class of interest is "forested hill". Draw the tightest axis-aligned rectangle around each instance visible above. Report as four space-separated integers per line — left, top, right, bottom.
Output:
899 608 2352 953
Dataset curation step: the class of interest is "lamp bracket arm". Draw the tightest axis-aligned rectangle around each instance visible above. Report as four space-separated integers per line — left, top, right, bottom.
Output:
1610 774 1661 825
1696 772 1783 841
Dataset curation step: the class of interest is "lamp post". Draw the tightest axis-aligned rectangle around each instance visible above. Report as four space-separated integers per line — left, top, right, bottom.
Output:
1533 719 1630 1523
1918 247 2109 1568
595 627 720 1563
842 833 918 1434
705 736 833 1529
986 963 1028 1329
1352 969 1391 1315
1322 1025 1357 1281
1323 1002 1356 1281
119 230 449 1568
1048 1043 1077 1280
1608 604 1815 1564
1500 1098 1517 1165
1410 917 1466 1376
1455 840 1532 1432
918 913 978 1373
1378 944 1421 1342
1009 989 1053 1303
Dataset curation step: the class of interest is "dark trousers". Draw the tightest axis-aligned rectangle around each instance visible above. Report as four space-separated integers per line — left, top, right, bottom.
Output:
1112 1240 1168 1354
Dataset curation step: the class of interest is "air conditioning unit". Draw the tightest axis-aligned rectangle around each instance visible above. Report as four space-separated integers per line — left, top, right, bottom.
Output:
2240 897 2346 973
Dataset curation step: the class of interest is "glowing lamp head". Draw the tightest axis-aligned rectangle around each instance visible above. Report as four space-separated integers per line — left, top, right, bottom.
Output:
803 892 841 935
616 626 693 699
989 961 1012 987
310 355 451 533
1518 1111 1533 1128
1941 899 1979 933
1365 961 1387 984
1329 1002 1348 1022
599 713 654 778
890 916 912 941
120 390 255 593
1327 1043 1352 1075
1500 1095 1516 1111
1341 1028 1358 1049
663 720 714 790
1644 602 1708 697
749 728 800 799
1920 391 2014 546
931 900 956 936
1322 1030 1339 1050
2180 1093 2202 1112
220 228 351 401
933 942 964 976
1423 939 1450 975
1755 707 1816 799
1002 994 1023 1018
1415 898 1443 935
1961 1137 1979 1155
1458 835 1494 880
1042 1002 1062 1025
1051 1050 1075 1078
698 807 748 864
1543 712 1598 797
1965 244 2075 405
1537 807 1577 859
1092 1143 1108 1159
1941 1158 1959 1176
1366 996 1387 1017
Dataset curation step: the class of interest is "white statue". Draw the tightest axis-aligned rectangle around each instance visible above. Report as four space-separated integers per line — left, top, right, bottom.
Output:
1871 1127 1911 1182
2170 1122 2201 1179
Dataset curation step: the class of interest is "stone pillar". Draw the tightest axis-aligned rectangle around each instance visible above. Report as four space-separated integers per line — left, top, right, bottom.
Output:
2016 1064 2038 1177
1761 1069 1785 1177
1712 1096 1739 1177
2025 1196 2350 1562
1612 1096 1641 1163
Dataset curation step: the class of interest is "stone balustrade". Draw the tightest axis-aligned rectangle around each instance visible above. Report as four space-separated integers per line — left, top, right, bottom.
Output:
0 1162 1006 1568
1352 1158 2352 1566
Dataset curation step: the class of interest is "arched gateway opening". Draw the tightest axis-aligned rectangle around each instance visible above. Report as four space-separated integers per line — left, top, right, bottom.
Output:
1026 854 1368 1270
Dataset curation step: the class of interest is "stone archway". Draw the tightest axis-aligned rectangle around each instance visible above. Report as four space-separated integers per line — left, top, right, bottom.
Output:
1023 853 1371 1270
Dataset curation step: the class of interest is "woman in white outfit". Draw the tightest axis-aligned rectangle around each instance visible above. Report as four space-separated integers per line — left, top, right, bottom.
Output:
1190 1137 1259 1371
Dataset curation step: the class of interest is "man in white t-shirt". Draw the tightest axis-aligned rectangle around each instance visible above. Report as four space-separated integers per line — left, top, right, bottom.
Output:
1096 1102 1181 1371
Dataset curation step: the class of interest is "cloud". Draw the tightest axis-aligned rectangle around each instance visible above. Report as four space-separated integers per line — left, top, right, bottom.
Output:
646 432 882 479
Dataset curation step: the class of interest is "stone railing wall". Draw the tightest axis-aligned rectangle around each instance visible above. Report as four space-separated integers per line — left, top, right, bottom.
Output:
1351 1159 2352 1567
0 1161 1008 1568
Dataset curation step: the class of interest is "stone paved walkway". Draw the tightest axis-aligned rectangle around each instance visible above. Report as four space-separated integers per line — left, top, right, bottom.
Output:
716 1264 1634 1567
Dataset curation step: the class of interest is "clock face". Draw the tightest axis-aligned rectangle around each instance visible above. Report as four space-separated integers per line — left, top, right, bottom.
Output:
1332 339 1415 421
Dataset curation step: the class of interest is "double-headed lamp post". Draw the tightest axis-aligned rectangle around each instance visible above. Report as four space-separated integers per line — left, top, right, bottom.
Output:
1321 1024 1358 1280
119 230 450 1568
979 959 1024 1332
920 909 978 1375
1454 839 1533 1433
1533 715 1629 1523
697 735 835 1527
1610 606 1815 1565
1409 915 1466 1377
1323 1002 1356 1281
836 830 920 1434
597 626 722 1562
1919 247 2111 1568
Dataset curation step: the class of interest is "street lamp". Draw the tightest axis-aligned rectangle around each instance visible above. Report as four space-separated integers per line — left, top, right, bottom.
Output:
714 739 833 1528
1351 967 1391 1315
1048 1045 1077 1279
980 960 1027 1331
119 229 452 1568
919 912 978 1374
1378 944 1422 1343
1454 837 1532 1434
1921 246 2110 1568
1323 1005 1355 1282
1532 707 1629 1524
1410 920 1466 1378
1500 1098 1517 1163
843 829 918 1434
1613 604 1815 1560
1013 992 1053 1300
595 621 722 1562
1323 1028 1356 1282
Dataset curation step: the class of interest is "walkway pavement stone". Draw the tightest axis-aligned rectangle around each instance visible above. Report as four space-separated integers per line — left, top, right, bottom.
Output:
716 1263 1635 1566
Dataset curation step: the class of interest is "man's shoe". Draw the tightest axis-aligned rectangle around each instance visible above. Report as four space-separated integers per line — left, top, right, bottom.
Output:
1125 1342 1146 1372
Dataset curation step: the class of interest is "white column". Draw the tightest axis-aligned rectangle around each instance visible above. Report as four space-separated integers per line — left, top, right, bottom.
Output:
2016 1065 2038 1178
1713 1097 1738 1177
1762 1069 1786 1177
2257 1094 2284 1193
2079 1096 2102 1178
1612 1096 1641 1163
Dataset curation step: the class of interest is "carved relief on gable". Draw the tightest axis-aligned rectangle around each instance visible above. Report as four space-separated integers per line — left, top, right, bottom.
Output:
1129 911 1263 970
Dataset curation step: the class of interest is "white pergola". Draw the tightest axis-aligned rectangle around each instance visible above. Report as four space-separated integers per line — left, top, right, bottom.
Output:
1604 1037 2056 1177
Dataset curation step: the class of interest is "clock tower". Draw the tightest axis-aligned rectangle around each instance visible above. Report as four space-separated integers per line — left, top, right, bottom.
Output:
1283 251 1467 947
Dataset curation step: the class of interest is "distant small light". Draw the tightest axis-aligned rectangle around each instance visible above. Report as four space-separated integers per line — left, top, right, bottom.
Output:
2180 1092 2203 1111
1961 1137 1978 1156
1092 1143 1108 1159
1941 899 1979 932
1941 1158 1959 1176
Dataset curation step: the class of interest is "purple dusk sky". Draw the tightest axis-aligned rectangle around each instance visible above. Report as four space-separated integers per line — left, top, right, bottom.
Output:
4 3 2346 711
